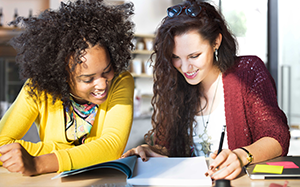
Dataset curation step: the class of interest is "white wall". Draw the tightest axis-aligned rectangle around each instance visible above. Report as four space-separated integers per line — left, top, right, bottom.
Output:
278 0 300 126
127 0 172 34
221 0 268 62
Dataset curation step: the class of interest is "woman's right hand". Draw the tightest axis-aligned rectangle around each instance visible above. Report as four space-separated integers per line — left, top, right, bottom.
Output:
0 143 37 176
121 144 167 161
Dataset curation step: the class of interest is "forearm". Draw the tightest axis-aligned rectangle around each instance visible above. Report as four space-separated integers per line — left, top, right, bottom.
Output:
233 137 282 167
34 153 59 175
0 143 59 175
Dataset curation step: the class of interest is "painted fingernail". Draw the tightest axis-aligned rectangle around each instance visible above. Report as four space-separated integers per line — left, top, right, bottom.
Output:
205 172 209 177
142 158 146 162
210 166 214 170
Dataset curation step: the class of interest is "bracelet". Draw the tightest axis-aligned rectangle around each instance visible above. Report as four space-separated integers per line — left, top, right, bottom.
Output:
239 147 253 167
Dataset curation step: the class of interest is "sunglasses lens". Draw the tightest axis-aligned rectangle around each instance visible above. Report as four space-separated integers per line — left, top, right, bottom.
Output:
186 5 202 17
167 5 182 17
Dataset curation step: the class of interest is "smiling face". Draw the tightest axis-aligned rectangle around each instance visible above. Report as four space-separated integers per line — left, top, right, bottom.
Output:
69 45 114 105
172 30 222 86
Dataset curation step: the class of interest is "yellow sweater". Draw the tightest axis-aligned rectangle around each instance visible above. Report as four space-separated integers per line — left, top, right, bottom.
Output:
0 71 134 172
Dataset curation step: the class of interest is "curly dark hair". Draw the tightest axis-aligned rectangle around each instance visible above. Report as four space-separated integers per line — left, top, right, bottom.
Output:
9 0 135 106
145 0 237 157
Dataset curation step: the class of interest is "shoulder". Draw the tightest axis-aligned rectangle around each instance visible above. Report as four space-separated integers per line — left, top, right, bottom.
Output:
237 55 264 66
112 71 134 86
8 80 62 114
104 71 134 106
224 55 277 91
110 71 134 93
225 55 267 76
22 79 62 107
116 71 134 80
235 55 265 69
223 55 275 89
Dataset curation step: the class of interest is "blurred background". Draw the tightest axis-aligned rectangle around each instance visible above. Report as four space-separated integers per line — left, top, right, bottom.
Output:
0 0 299 155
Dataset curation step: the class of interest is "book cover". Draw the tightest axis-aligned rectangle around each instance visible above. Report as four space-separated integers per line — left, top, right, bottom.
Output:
52 155 137 179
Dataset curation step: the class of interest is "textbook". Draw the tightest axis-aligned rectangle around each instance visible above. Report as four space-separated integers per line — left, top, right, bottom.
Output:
53 156 212 186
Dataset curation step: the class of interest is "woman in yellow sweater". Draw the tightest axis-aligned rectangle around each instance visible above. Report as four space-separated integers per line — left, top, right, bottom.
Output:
0 0 135 176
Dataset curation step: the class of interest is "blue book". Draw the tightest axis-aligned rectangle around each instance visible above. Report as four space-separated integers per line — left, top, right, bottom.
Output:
52 155 137 179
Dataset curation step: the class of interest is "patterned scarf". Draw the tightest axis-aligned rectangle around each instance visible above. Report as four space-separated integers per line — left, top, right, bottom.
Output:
65 97 98 145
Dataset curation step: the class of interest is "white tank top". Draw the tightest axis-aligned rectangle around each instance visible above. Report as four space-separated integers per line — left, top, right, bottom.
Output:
193 85 228 157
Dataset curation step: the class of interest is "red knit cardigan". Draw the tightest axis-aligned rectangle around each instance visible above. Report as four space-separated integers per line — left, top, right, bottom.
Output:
223 56 290 156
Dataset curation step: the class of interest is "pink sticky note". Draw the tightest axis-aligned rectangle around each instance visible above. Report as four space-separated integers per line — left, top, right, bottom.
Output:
266 161 299 169
269 181 289 187
269 183 284 187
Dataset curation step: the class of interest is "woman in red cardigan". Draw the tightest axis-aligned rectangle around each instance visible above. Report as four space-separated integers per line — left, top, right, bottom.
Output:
122 0 290 180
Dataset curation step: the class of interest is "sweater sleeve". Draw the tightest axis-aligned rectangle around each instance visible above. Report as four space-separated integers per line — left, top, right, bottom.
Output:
0 81 74 164
243 56 290 156
53 71 134 172
0 82 41 155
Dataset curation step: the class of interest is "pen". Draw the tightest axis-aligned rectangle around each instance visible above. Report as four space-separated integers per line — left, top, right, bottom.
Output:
212 125 226 172
206 125 226 176
217 125 226 155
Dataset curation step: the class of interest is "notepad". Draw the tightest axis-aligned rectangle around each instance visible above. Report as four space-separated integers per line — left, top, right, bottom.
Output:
253 164 283 174
266 161 299 169
246 156 300 179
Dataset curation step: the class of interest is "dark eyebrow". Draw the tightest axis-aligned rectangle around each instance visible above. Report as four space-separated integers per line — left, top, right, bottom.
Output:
77 62 112 78
77 73 95 78
187 51 201 57
104 62 112 71
172 53 177 56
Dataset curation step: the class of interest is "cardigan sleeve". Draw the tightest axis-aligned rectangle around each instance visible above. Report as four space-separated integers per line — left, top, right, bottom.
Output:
0 82 44 156
0 81 82 160
0 81 77 164
53 71 134 172
225 56 290 156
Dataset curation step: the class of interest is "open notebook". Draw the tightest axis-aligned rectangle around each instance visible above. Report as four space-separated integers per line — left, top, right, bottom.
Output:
246 156 300 179
128 156 211 185
53 156 212 186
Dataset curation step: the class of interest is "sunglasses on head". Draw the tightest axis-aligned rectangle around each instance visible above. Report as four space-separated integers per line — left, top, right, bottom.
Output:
167 3 202 18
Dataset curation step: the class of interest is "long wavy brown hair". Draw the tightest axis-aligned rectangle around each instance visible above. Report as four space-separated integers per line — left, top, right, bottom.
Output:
145 0 237 157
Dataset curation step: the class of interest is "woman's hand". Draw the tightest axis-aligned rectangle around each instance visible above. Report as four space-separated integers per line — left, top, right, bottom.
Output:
121 144 167 161
205 149 246 180
206 137 283 180
0 143 37 176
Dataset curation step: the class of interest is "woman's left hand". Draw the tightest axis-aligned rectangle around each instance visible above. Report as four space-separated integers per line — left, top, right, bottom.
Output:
0 143 37 176
205 149 244 180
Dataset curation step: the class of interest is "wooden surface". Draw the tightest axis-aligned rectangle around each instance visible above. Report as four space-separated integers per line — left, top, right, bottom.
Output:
1 166 300 187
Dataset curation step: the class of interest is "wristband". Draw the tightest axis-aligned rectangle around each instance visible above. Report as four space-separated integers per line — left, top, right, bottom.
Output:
239 147 253 167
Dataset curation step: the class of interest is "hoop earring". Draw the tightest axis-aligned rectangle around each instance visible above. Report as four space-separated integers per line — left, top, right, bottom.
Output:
214 49 219 62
